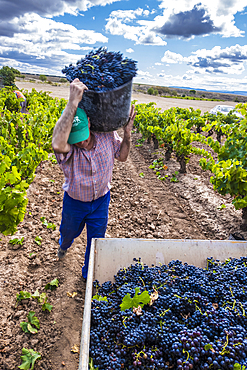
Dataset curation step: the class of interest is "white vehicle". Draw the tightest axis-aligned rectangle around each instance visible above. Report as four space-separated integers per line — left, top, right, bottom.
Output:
210 105 244 119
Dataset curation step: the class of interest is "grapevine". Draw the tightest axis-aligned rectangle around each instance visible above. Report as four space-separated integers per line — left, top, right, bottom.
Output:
0 87 67 235
133 101 247 223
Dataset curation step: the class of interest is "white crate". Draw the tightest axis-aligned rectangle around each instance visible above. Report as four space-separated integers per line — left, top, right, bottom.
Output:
78 238 247 370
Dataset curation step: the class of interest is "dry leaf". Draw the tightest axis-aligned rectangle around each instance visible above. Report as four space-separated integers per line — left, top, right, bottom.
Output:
133 305 142 316
67 292 77 298
212 303 218 309
180 312 191 319
71 344 80 353
149 289 159 306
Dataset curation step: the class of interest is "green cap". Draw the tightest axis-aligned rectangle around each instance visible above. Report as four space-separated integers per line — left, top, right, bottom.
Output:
68 107 89 144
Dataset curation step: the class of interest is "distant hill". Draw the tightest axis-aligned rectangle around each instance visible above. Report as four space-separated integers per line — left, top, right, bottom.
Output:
170 86 247 97
133 83 247 103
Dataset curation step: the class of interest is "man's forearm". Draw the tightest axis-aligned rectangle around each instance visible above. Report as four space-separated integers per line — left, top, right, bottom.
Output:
52 79 88 153
118 134 131 162
52 102 77 153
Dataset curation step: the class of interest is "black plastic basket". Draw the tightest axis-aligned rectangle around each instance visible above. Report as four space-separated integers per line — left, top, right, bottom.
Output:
78 80 132 132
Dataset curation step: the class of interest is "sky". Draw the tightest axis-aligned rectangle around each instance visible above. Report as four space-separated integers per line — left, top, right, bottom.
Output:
1 0 247 92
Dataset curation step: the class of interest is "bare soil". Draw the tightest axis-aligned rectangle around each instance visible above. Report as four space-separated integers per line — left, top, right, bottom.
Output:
0 81 246 370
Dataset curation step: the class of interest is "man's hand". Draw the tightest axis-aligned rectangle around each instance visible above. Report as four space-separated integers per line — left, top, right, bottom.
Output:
123 105 137 138
68 78 88 108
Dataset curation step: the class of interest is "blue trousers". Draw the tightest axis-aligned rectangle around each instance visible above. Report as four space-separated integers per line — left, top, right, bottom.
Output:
59 191 110 278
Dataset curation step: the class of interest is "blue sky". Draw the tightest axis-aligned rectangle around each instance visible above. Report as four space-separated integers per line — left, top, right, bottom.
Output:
1 0 247 92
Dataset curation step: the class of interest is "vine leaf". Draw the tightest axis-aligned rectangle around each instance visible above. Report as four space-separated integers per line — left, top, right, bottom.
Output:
42 299 53 312
204 343 215 352
120 287 150 311
27 311 40 329
233 364 245 370
18 348 41 369
20 311 40 334
45 278 59 291
92 294 108 302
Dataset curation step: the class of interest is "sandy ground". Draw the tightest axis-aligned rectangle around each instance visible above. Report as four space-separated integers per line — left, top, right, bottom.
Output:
16 80 239 114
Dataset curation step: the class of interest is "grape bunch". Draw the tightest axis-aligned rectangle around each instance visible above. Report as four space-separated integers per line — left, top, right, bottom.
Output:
89 257 247 369
62 47 138 91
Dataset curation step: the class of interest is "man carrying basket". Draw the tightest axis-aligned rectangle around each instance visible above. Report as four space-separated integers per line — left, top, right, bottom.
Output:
52 78 136 280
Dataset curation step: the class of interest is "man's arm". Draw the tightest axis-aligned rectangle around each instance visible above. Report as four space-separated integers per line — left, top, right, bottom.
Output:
52 79 88 153
117 105 137 162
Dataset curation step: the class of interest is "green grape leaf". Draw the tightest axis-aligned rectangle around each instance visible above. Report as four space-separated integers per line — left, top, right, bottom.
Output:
20 311 40 334
120 287 150 311
92 294 108 302
42 301 53 312
204 344 213 351
18 348 41 370
233 364 242 370
9 237 24 245
20 322 29 333
38 292 47 304
31 289 40 300
34 236 42 245
27 311 40 329
27 323 38 334
217 204 226 210
45 278 59 291
16 291 31 302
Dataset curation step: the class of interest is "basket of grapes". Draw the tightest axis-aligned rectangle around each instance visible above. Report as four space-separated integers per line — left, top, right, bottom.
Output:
62 47 138 132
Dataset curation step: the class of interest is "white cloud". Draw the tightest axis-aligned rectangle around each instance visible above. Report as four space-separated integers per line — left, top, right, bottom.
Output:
156 0 245 38
137 70 153 77
105 2 245 45
105 8 167 45
157 44 247 77
187 44 247 74
126 48 134 53
0 0 124 21
161 50 185 63
0 13 108 74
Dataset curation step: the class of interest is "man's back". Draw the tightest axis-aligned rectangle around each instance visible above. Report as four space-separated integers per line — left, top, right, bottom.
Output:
14 90 25 100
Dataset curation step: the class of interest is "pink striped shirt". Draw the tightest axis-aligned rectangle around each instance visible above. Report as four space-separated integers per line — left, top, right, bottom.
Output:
55 131 122 202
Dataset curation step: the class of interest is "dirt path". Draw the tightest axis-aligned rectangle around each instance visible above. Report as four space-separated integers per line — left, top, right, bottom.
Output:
0 83 245 370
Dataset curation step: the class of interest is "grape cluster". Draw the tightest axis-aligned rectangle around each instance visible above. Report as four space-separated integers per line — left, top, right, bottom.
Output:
62 47 137 91
90 257 247 369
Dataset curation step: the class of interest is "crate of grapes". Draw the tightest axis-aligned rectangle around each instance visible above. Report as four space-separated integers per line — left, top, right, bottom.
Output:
79 238 247 370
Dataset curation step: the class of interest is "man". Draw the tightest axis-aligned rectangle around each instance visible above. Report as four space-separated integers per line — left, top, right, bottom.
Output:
52 78 136 279
14 90 27 113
